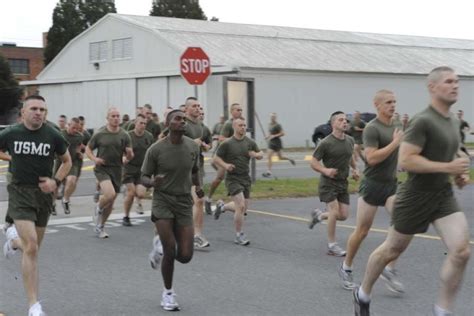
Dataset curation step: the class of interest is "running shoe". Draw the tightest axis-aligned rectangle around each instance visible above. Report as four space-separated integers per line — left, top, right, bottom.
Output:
352 286 370 316
262 171 272 178
338 262 357 290
214 200 224 220
3 225 19 259
28 302 46 316
327 243 346 257
194 235 210 248
235 232 250 246
204 198 213 215
2 221 13 235
161 290 180 311
122 216 132 227
308 208 323 229
136 203 144 215
381 267 405 294
95 225 108 239
51 204 57 216
149 235 163 270
62 200 70 215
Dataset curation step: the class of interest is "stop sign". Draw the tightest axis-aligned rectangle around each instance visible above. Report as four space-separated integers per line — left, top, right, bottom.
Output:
180 47 211 85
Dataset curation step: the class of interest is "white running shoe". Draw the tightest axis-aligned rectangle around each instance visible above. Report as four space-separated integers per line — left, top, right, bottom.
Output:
327 243 346 257
95 225 109 239
149 235 163 270
381 267 405 294
234 232 250 246
194 235 210 248
136 203 144 215
161 290 180 311
28 302 46 316
3 225 19 259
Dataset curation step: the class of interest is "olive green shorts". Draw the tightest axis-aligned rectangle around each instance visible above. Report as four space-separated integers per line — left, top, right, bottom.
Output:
359 178 397 207
319 177 349 205
54 160 81 177
122 170 142 185
94 166 122 193
150 191 193 226
391 183 461 235
225 175 251 199
7 184 53 227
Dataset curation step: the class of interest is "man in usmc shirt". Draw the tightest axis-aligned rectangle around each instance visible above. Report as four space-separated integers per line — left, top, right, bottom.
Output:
0 95 71 316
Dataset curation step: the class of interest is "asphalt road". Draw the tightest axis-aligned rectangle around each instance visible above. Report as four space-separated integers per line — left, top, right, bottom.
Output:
1 186 473 315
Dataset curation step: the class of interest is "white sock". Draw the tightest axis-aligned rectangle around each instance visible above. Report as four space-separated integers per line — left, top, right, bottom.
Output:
343 261 352 271
433 305 452 316
328 242 337 248
164 288 174 295
358 287 370 303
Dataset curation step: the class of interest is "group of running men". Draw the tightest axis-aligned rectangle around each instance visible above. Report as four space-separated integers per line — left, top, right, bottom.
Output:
1 66 472 315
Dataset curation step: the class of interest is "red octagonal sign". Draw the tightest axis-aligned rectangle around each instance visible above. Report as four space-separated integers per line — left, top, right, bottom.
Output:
180 47 211 85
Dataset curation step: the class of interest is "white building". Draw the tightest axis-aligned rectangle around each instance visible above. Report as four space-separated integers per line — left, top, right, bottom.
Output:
23 14 474 146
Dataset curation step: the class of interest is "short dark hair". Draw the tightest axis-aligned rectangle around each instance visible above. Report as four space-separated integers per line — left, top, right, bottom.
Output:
59 114 67 119
70 117 80 124
186 97 197 102
166 109 183 125
24 95 45 102
136 114 146 120
78 116 85 121
143 104 152 110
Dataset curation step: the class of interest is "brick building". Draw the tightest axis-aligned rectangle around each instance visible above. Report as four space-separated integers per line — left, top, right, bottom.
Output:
0 43 44 96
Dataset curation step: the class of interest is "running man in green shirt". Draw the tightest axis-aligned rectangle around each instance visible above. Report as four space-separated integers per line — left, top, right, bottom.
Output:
339 90 404 292
143 109 202 311
57 117 84 215
262 112 295 178
122 114 154 226
86 107 133 238
204 103 243 214
213 117 263 245
1 95 72 316
309 111 359 257
353 67 471 316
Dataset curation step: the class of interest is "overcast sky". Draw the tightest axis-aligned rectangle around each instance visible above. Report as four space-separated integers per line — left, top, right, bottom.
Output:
2 0 474 47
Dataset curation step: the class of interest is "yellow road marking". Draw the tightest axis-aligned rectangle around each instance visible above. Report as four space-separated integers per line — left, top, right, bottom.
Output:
247 209 474 245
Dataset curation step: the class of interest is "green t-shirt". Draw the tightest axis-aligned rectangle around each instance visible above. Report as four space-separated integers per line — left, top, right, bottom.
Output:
61 130 84 163
141 136 200 195
184 117 204 140
313 134 354 180
403 106 460 191
363 118 398 182
350 119 366 143
0 123 68 186
88 128 132 167
125 130 154 173
126 119 161 139
216 136 260 177
220 119 234 138
212 122 224 136
268 122 283 146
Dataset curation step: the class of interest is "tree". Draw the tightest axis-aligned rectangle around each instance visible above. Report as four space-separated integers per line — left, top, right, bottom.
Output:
0 53 22 122
150 0 207 20
44 0 116 65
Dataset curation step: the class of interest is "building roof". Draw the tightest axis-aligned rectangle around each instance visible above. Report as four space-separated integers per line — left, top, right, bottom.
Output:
114 14 474 76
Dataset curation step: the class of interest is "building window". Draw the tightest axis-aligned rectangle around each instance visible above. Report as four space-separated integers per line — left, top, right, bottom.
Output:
8 59 30 74
89 41 107 62
112 37 132 60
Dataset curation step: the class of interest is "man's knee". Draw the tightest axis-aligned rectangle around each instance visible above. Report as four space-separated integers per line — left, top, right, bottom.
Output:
355 225 370 240
450 244 471 264
23 237 39 257
176 252 193 264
